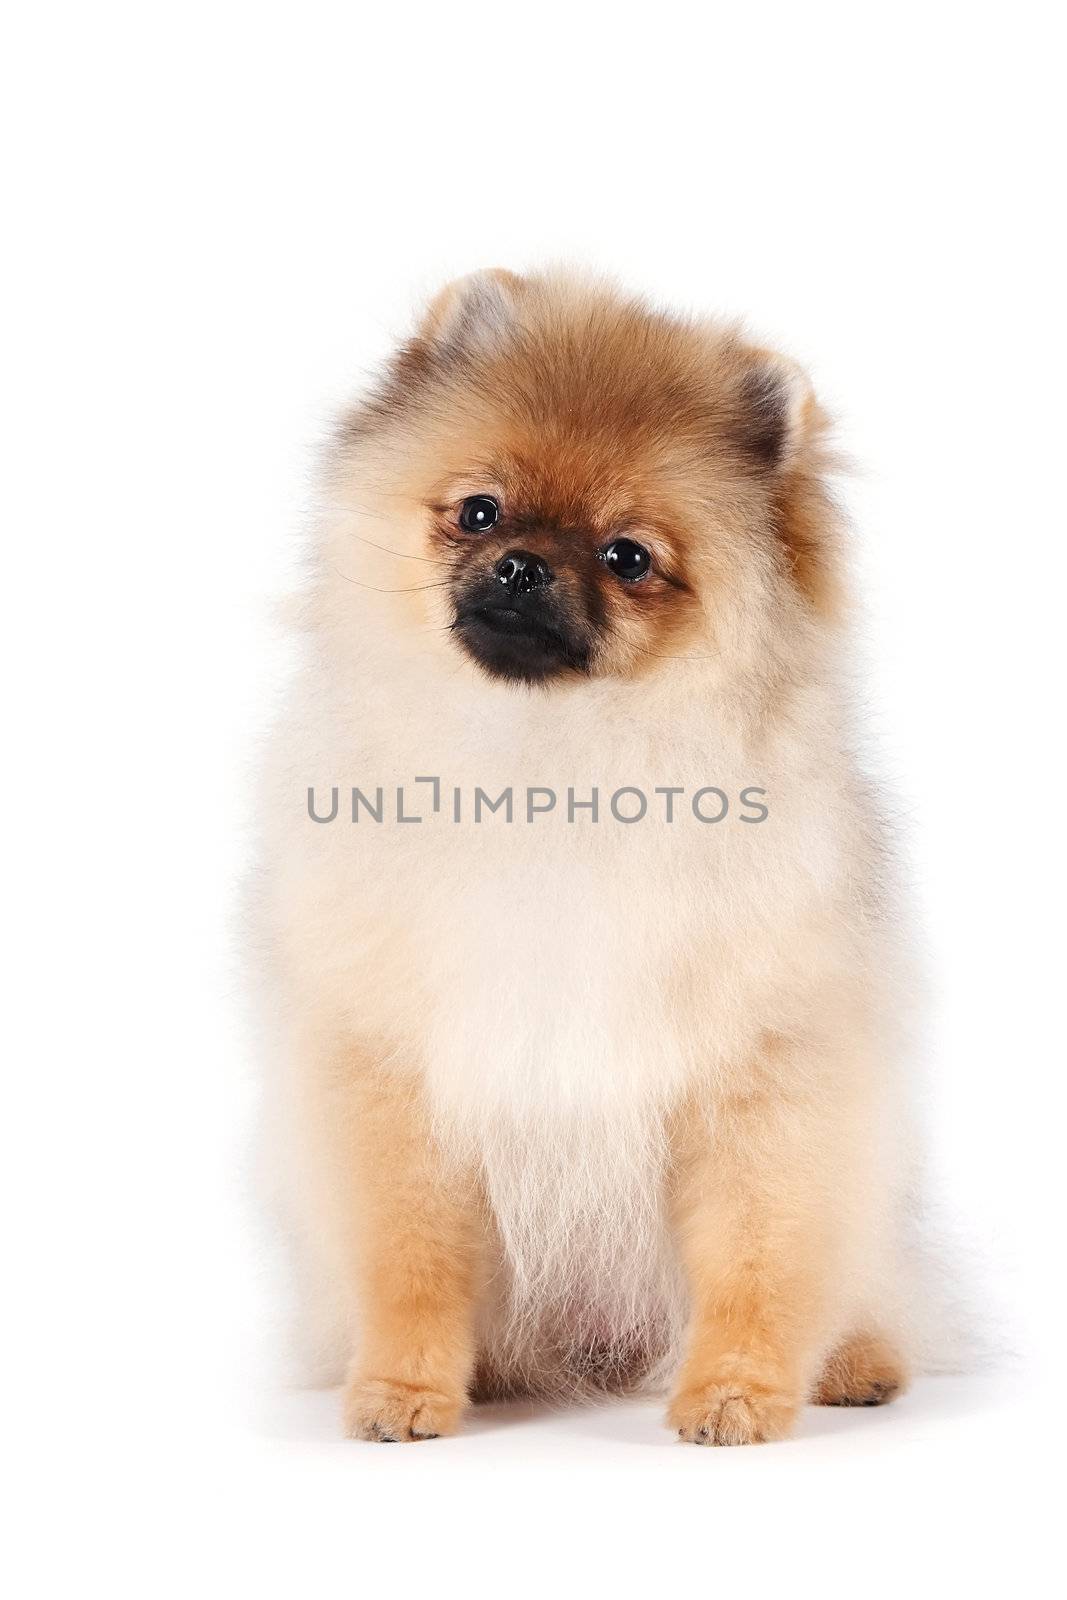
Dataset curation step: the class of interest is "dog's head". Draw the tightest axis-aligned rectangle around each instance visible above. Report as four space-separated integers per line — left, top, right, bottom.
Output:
329 271 841 688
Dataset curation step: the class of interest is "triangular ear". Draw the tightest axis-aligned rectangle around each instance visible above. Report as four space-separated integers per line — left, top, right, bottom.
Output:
734 348 818 471
419 269 525 351
732 344 842 617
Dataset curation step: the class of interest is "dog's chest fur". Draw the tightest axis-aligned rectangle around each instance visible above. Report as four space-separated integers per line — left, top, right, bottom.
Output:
287 678 836 1377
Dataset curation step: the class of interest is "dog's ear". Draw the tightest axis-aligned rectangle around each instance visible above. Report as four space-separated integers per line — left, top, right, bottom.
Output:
419 269 525 352
730 343 842 617
346 270 525 438
733 347 818 472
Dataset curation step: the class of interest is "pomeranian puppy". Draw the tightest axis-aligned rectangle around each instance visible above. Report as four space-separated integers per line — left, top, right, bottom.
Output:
256 269 922 1444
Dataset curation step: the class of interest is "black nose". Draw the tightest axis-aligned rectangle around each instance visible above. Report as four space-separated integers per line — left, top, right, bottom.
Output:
495 550 554 597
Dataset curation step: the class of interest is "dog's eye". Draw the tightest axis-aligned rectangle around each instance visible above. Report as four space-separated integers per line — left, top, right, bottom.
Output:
601 538 651 582
458 496 500 533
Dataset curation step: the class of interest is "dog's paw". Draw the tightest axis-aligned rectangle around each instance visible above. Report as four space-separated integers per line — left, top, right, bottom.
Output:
813 1333 907 1408
668 1380 799 1446
343 1377 464 1442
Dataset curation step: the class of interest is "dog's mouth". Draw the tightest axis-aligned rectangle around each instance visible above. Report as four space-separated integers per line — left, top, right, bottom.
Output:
453 601 591 684
467 604 541 635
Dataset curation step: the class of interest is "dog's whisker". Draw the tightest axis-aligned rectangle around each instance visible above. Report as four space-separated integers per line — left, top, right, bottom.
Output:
344 529 437 565
318 505 406 527
633 645 716 663
331 566 450 594
317 509 441 564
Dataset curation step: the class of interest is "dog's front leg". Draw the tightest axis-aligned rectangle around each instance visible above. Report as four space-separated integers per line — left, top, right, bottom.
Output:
317 1062 484 1441
667 1046 852 1445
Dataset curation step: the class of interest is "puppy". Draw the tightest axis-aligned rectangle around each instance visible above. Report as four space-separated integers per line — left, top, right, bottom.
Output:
256 269 919 1444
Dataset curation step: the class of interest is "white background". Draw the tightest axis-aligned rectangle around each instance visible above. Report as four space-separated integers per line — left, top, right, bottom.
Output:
4 3 1063 1594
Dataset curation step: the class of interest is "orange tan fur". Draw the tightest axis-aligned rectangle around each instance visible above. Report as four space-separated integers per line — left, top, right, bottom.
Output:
336 1068 483 1440
256 269 926 1443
